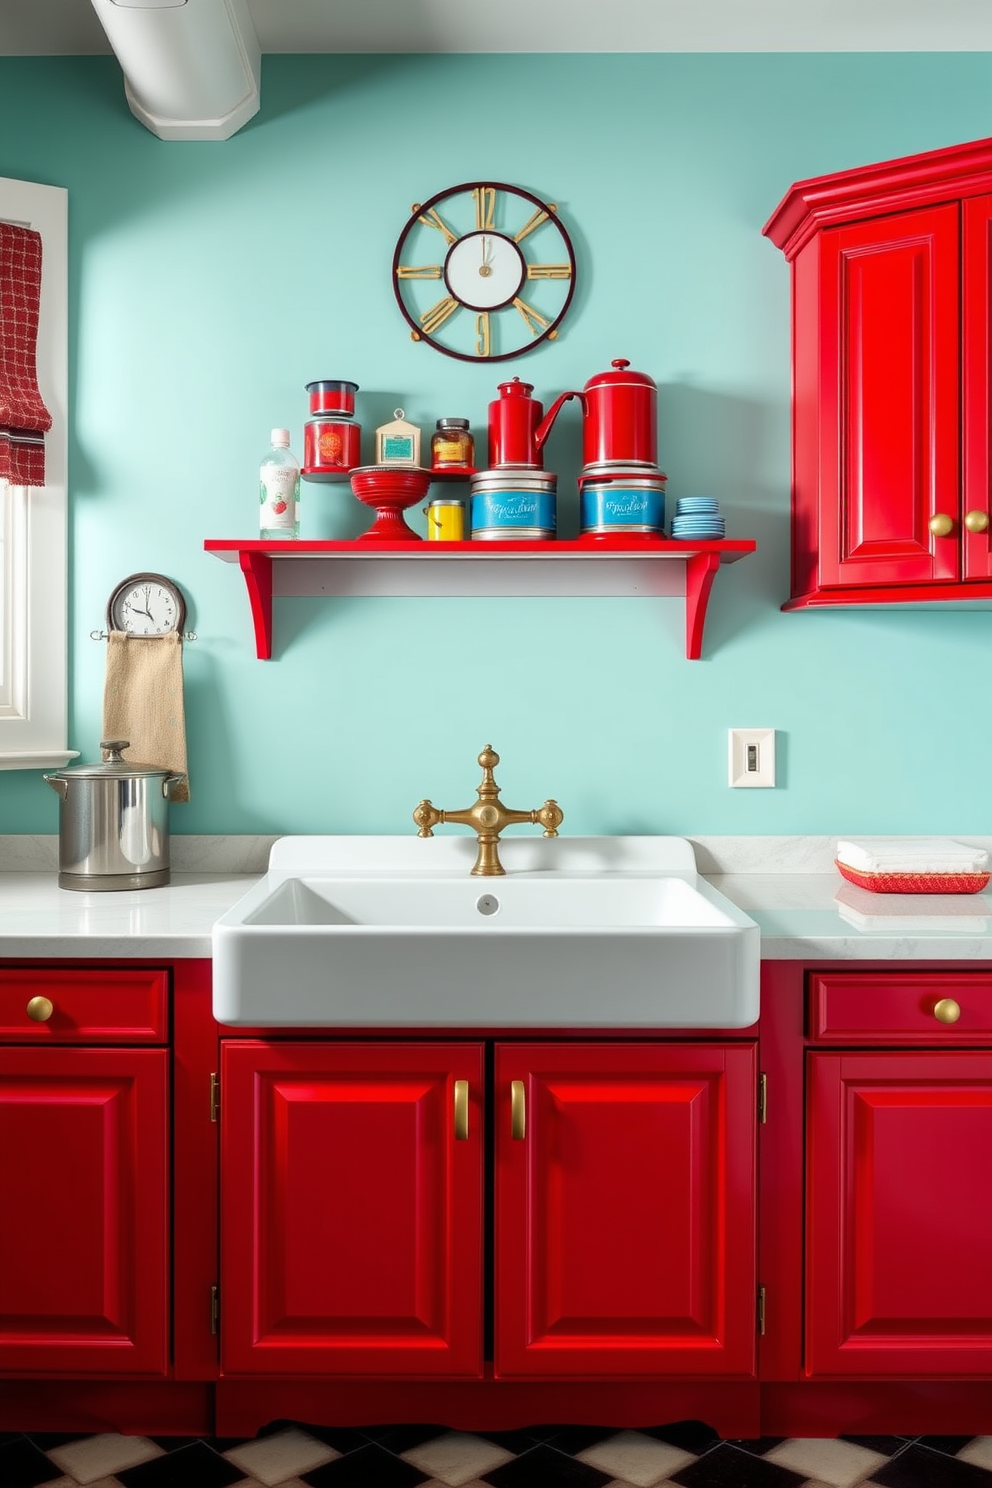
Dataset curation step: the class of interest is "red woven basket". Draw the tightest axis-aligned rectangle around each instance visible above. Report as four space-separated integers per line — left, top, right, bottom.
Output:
835 861 991 895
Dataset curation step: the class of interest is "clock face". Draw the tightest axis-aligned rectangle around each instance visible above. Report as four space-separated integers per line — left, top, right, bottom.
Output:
107 573 186 637
393 181 576 362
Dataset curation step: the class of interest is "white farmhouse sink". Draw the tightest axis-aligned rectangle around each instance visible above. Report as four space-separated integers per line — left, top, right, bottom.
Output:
212 836 760 1028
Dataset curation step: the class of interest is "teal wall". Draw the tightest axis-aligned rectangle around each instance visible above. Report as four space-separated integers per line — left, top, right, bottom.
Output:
1 53 990 837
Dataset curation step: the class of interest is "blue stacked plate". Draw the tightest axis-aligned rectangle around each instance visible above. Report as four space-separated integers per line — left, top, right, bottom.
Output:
671 496 724 540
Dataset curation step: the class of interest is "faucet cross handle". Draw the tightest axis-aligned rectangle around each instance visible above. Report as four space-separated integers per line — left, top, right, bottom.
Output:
413 799 442 838
535 800 563 838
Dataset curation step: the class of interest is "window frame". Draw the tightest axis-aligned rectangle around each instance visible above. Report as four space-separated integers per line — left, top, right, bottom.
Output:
0 175 74 770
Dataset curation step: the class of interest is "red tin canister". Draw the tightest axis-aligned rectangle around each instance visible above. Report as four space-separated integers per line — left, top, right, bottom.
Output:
305 380 359 416
303 415 361 479
579 359 658 470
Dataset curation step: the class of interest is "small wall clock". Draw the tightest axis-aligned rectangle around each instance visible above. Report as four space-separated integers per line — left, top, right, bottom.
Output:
106 573 187 636
392 181 577 363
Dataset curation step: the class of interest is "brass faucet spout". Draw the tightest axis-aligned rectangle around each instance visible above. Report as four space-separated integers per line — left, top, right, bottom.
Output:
413 745 563 876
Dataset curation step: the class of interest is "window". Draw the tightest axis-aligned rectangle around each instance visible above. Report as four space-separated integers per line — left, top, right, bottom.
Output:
0 176 73 769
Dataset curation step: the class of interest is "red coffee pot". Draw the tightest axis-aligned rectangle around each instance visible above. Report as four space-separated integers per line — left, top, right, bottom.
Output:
487 377 583 469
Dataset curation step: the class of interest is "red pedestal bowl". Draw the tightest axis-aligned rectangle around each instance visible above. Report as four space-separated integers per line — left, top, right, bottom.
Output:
349 465 432 542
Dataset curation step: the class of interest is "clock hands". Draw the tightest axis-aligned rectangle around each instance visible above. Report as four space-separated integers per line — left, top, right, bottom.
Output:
479 234 494 278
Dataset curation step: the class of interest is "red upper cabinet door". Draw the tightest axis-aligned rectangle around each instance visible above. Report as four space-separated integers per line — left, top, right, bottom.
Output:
0 1047 169 1375
806 1050 992 1378
220 1040 484 1377
963 192 992 580
815 204 960 590
494 1042 757 1379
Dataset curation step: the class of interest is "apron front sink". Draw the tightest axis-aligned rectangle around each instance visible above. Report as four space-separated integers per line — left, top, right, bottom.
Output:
212 836 760 1028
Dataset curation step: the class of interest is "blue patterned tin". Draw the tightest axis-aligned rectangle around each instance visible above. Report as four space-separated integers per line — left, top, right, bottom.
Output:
579 478 666 535
470 471 556 539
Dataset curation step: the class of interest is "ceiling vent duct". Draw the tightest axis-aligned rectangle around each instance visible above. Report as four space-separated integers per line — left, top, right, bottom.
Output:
88 0 261 141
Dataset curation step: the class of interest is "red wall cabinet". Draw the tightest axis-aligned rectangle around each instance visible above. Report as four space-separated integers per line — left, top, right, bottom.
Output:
494 1042 757 1378
220 1040 485 1377
805 971 992 1380
0 1044 169 1376
764 137 992 608
219 1038 758 1382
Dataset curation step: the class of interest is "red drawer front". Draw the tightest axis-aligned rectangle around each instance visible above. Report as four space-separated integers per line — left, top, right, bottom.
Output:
0 968 169 1043
809 972 992 1045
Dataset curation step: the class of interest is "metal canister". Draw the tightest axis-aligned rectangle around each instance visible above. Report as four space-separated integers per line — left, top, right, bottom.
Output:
579 476 667 536
302 415 361 480
424 497 466 541
305 379 358 416
470 469 556 540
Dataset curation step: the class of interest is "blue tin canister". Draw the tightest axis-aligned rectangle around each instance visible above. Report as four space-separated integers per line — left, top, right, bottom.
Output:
470 470 557 539
579 478 666 535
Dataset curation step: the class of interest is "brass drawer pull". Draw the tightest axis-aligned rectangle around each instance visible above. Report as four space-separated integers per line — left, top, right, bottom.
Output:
933 997 961 1024
26 996 54 1022
511 1079 526 1141
453 1079 469 1141
964 509 990 533
928 512 954 537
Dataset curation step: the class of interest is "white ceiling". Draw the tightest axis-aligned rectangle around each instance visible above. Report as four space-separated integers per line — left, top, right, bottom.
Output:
2 0 991 54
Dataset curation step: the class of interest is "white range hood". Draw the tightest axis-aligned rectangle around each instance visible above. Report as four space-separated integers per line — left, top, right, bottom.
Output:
88 0 260 141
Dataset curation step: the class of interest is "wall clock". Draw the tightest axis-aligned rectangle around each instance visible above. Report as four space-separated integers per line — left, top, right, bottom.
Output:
106 573 187 636
392 181 577 362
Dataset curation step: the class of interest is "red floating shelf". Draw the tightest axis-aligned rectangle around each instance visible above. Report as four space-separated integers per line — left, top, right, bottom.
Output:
204 537 756 661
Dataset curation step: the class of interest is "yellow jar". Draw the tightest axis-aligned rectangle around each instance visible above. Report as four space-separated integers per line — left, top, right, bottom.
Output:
424 498 466 541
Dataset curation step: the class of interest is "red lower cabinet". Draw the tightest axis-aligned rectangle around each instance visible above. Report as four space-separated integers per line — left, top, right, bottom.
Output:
0 1046 169 1375
806 1049 992 1377
220 1040 485 1376
494 1042 757 1377
219 1038 758 1383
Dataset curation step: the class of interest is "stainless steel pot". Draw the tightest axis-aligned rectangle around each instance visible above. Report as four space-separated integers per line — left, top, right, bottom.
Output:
44 739 186 891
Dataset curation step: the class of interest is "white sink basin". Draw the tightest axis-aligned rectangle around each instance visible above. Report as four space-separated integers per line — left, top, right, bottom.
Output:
212 836 760 1028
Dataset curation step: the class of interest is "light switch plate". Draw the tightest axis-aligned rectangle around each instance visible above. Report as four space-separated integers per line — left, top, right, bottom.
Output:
729 728 776 788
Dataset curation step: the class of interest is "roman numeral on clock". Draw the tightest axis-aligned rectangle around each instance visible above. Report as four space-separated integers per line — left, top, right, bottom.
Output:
421 295 460 334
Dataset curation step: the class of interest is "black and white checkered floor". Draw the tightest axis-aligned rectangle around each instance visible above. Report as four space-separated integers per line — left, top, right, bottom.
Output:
2 1423 991 1488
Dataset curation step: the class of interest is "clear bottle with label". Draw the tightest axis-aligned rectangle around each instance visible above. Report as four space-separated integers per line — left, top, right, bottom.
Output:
259 428 300 539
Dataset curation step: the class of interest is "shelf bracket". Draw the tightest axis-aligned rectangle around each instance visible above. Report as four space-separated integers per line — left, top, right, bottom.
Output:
239 549 273 661
685 550 722 660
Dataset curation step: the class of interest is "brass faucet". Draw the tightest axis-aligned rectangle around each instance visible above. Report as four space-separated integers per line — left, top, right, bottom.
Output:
413 744 564 876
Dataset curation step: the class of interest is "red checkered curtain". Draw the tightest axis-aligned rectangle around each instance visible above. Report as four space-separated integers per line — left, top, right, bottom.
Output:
0 222 52 487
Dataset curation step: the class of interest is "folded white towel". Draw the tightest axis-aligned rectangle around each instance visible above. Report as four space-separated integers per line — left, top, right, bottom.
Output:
836 838 989 875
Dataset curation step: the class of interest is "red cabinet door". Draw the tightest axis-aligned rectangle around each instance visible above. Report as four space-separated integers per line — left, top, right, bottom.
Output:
806 1049 992 1377
816 204 960 589
494 1042 757 1378
963 192 992 581
220 1040 484 1376
0 1047 169 1375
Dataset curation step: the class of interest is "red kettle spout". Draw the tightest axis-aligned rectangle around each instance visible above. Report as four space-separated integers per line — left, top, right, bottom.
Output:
534 390 582 452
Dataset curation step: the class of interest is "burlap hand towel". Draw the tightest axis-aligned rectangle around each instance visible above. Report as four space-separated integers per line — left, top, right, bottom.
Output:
102 631 189 801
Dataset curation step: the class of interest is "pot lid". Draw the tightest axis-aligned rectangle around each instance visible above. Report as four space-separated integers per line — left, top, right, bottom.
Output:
585 358 657 389
50 740 181 780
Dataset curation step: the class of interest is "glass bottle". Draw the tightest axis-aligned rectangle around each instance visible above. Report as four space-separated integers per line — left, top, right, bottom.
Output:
259 428 300 539
431 417 474 470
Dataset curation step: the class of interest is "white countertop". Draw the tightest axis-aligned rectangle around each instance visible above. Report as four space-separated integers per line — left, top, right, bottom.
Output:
0 873 256 958
0 860 990 960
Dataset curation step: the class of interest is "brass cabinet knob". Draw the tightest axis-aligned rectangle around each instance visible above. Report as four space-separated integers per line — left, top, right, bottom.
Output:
510 1079 526 1140
453 1080 469 1141
26 996 54 1022
933 997 961 1024
964 509 990 534
928 513 954 537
